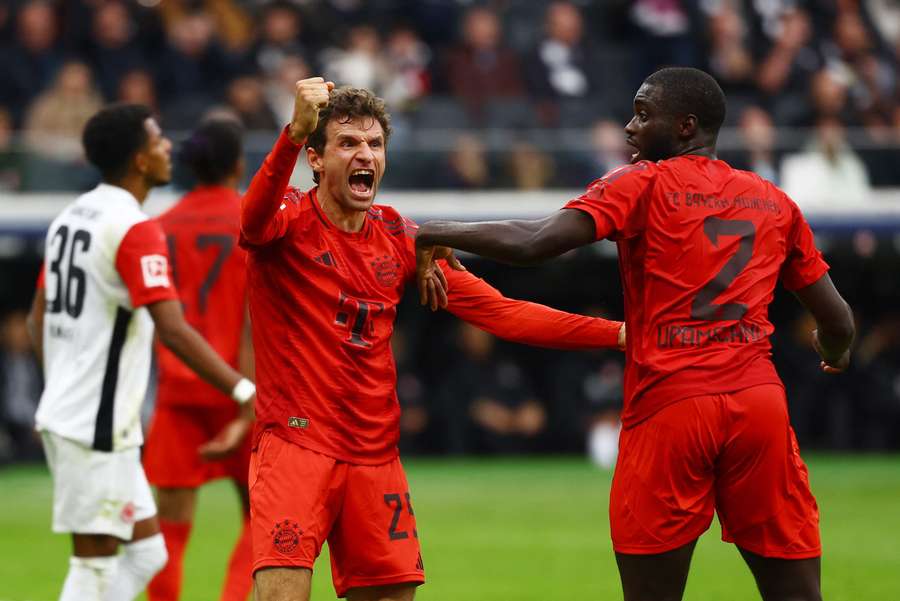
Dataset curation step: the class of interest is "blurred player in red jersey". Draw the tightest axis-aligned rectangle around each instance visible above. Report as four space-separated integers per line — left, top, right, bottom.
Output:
241 78 626 601
143 118 255 601
415 67 855 601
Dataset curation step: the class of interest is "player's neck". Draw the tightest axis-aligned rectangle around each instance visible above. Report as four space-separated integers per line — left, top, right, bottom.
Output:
105 174 151 204
677 142 717 160
316 188 366 233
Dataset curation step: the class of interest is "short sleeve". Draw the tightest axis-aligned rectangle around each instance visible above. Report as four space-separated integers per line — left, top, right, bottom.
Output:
563 162 655 241
780 202 829 291
36 264 45 289
115 220 179 307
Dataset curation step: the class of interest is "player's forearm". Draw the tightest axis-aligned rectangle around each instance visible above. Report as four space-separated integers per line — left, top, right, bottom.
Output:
793 274 855 362
417 219 561 266
149 300 245 396
27 289 44 368
240 128 303 244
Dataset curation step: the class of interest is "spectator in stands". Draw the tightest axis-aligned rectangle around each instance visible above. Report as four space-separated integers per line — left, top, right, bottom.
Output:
320 25 388 91
0 0 64 125
734 105 780 184
23 61 103 161
437 323 547 455
524 2 595 124
436 134 492 190
0 107 23 191
504 140 555 190
809 68 855 123
445 6 524 121
117 68 160 117
252 1 309 77
0 311 43 463
158 0 254 53
824 10 896 128
586 119 632 178
754 8 823 123
82 1 148 100
222 74 279 131
705 2 756 95
629 0 699 87
263 54 312 126
782 117 872 207
156 9 236 123
381 26 432 111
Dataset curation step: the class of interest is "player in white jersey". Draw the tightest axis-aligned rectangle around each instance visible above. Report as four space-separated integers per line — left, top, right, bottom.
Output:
27 104 257 601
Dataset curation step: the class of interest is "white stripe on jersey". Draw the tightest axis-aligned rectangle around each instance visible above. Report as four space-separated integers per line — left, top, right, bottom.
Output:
35 184 156 452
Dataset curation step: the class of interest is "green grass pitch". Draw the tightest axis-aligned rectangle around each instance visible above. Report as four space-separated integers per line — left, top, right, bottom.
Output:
1 455 898 600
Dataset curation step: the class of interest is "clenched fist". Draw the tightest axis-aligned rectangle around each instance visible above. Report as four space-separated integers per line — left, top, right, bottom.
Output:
288 77 335 144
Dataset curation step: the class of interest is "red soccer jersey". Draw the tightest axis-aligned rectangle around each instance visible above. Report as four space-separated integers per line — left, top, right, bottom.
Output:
240 129 623 465
155 186 248 408
565 156 829 428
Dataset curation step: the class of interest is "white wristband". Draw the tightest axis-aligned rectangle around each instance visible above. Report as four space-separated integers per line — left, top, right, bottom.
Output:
231 378 256 405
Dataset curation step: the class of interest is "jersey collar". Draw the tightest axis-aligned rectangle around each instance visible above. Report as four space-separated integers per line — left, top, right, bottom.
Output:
94 183 142 209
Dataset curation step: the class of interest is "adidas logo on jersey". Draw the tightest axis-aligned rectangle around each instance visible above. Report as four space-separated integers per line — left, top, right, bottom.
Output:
314 251 335 267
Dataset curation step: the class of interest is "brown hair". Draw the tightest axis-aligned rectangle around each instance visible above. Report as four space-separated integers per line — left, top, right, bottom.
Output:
306 87 392 183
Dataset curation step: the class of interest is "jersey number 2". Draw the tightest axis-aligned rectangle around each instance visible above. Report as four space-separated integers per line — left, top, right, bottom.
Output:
47 225 91 318
690 217 756 321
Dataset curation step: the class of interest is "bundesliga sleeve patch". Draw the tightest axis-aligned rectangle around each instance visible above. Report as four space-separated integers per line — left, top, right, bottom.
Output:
140 254 171 288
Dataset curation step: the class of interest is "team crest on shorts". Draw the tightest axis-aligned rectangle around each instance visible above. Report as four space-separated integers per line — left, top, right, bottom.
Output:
271 519 302 554
371 254 402 287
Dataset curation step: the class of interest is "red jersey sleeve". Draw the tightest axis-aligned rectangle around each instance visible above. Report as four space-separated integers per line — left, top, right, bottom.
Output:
563 162 656 241
115 220 179 307
443 268 622 349
780 200 830 291
36 264 45 290
240 126 305 246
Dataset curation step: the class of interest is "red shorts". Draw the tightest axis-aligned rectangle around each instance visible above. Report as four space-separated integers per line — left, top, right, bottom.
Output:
610 383 820 559
249 431 425 598
144 404 252 488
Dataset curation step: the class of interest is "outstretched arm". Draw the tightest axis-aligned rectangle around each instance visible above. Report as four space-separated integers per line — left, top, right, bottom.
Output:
792 273 854 373
241 77 333 245
444 268 623 350
416 209 596 267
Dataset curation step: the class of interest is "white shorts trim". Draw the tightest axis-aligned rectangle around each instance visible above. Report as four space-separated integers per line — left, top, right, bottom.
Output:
41 431 156 539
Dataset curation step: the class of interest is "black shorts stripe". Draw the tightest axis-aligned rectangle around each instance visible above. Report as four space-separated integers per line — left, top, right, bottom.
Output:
93 306 132 452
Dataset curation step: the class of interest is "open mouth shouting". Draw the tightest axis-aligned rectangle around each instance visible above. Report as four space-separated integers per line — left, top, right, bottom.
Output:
348 168 375 199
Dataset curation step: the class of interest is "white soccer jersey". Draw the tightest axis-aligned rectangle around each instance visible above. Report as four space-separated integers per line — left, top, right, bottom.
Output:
35 183 177 452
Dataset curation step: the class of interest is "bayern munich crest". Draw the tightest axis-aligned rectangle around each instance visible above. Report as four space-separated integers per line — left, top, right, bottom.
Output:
271 519 302 554
371 254 402 287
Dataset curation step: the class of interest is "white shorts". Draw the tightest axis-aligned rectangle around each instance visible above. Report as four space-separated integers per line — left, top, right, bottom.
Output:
41 431 156 540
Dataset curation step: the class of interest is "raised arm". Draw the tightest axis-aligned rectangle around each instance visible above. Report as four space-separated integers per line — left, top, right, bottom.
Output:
241 77 333 245
792 274 854 373
443 268 623 350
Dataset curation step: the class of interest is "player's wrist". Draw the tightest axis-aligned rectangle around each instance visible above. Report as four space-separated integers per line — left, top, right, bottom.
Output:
231 377 256 405
286 124 308 146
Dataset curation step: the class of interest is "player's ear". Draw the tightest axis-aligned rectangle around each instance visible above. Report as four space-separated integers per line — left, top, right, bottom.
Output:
307 146 323 178
680 114 699 139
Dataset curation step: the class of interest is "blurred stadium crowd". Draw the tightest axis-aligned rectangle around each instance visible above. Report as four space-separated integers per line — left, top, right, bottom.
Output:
0 0 898 195
1 0 899 463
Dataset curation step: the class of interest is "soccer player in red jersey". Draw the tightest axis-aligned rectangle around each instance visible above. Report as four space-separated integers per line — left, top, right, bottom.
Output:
241 78 625 601
144 118 254 601
415 67 854 601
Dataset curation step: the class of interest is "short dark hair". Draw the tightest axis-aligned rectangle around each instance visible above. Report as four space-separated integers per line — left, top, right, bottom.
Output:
644 67 727 135
306 87 392 184
180 118 244 185
82 104 152 181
